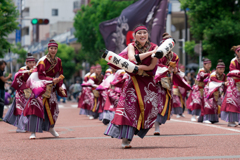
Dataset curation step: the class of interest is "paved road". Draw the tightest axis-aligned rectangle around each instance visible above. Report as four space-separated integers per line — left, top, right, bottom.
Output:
1 102 240 160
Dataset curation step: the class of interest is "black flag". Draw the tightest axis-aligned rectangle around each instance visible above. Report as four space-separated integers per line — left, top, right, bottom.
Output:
99 0 168 53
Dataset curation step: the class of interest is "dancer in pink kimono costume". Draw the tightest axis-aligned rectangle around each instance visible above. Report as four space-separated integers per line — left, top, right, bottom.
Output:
172 68 190 118
221 45 240 127
187 58 212 122
104 25 160 149
173 65 188 118
104 68 112 79
87 64 103 120
23 39 67 139
78 66 95 116
3 53 36 132
203 60 227 124
97 68 112 121
102 69 125 125
154 33 191 135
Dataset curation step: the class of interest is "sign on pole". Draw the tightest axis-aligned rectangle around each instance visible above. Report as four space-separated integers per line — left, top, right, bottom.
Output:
15 24 21 43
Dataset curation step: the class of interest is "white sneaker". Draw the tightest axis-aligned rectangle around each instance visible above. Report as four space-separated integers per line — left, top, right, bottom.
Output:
176 114 181 118
121 138 132 149
29 133 36 139
49 128 59 137
203 120 211 124
191 117 197 122
228 122 238 127
89 116 94 120
180 114 185 118
16 128 26 133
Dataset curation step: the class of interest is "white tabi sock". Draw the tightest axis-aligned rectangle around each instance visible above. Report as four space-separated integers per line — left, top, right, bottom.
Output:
49 128 59 137
154 121 160 132
122 138 129 146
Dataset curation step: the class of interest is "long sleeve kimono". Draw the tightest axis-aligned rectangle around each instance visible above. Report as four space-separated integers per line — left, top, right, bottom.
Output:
88 72 103 114
22 55 67 133
187 68 211 116
154 52 179 123
3 66 32 127
221 57 240 122
78 72 94 115
203 71 226 123
101 70 125 124
96 69 112 120
105 42 160 140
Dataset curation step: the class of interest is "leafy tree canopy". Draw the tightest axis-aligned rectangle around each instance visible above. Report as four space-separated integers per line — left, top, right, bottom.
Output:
74 0 135 70
0 0 19 57
11 42 27 65
180 0 240 72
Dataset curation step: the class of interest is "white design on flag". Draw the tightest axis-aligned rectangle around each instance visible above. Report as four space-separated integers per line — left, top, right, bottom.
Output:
146 6 156 23
113 16 129 53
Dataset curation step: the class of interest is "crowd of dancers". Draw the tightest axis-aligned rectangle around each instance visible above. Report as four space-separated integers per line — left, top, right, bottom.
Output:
78 26 240 148
2 25 240 149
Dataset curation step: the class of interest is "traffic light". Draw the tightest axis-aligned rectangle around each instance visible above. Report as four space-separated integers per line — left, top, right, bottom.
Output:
31 18 49 25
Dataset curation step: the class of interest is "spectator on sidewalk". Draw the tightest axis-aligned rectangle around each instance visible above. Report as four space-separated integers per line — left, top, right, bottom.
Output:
73 80 82 102
4 90 11 106
0 60 12 121
68 82 74 101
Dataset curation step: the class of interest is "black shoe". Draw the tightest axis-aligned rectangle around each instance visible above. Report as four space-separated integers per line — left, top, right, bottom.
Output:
102 119 110 125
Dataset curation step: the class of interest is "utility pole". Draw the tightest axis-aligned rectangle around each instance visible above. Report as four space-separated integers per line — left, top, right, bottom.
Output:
178 39 186 67
20 0 23 47
199 41 202 68
184 9 188 66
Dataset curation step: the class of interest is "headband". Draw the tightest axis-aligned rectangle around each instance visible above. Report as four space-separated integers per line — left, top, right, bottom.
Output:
26 57 35 62
216 64 225 68
134 26 147 34
48 43 58 48
236 47 240 52
96 65 102 69
203 58 211 64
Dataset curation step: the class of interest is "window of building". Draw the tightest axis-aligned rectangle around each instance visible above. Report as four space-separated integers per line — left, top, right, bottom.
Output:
73 0 87 10
80 0 86 6
21 26 29 36
52 9 58 16
73 1 80 10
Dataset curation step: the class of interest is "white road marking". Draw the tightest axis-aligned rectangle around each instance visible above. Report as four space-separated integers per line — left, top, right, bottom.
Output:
58 105 64 108
58 104 79 108
171 119 240 133
71 105 78 108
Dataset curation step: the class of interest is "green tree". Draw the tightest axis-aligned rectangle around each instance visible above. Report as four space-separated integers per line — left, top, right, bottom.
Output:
11 42 27 65
180 0 240 72
45 43 76 80
74 0 135 68
0 0 19 57
184 40 196 57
